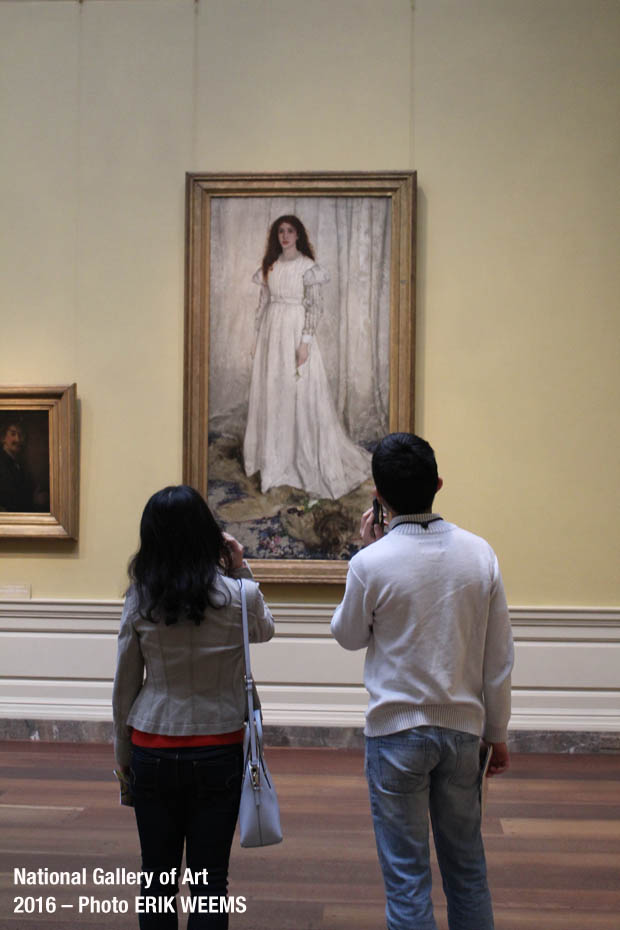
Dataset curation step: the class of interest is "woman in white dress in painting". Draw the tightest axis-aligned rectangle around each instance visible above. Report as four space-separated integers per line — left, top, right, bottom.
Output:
243 215 371 501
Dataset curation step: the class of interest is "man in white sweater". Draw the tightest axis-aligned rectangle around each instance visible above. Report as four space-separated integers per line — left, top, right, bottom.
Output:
331 433 513 930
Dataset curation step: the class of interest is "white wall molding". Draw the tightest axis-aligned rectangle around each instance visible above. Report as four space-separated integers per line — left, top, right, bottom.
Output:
2 598 618 629
1 600 618 733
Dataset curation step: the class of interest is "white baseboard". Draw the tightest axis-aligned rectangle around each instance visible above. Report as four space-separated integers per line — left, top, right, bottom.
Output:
0 599 618 733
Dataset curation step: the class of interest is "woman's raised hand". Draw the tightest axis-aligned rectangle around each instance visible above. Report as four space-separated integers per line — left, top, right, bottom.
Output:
223 532 245 571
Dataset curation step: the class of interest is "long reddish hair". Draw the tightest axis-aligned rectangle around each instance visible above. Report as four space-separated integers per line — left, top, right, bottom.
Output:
261 215 315 280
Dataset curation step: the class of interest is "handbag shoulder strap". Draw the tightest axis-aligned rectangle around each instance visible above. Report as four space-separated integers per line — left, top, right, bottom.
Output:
238 577 253 686
238 579 259 758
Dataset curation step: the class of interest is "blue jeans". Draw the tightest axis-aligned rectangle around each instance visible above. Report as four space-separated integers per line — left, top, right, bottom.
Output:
365 726 494 930
131 743 243 930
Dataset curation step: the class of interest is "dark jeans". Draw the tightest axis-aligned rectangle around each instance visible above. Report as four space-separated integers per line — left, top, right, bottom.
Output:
131 743 243 930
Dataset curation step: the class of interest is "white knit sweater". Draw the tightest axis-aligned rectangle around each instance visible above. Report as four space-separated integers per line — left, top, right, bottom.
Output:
331 515 514 743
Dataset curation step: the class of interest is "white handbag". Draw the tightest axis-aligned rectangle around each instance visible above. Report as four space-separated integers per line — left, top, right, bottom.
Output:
237 579 283 847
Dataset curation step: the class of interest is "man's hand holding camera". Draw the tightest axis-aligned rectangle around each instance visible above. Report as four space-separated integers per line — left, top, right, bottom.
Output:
360 497 386 547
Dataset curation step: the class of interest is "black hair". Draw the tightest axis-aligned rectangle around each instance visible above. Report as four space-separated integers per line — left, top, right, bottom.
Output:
0 419 26 442
372 433 439 515
128 485 233 625
262 214 315 279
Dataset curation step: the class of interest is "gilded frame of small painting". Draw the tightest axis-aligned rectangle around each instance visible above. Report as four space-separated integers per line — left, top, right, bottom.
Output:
0 384 78 540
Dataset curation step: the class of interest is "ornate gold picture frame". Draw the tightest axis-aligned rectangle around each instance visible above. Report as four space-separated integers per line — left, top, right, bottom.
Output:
184 172 416 582
0 384 78 539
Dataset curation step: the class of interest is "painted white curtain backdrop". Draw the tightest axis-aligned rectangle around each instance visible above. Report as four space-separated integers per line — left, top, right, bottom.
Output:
208 196 391 445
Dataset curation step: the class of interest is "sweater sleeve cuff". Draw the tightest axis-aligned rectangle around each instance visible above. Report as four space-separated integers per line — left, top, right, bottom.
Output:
483 724 509 744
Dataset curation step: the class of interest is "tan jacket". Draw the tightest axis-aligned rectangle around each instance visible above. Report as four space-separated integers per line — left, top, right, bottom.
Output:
112 566 274 765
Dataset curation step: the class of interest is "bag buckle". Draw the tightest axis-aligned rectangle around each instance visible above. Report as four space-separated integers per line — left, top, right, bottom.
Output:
249 762 260 789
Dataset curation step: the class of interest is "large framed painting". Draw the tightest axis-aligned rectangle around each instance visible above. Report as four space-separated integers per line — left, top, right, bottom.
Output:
184 172 416 582
0 384 78 539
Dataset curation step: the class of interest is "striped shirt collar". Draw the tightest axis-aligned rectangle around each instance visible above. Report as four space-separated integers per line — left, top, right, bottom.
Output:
388 513 444 531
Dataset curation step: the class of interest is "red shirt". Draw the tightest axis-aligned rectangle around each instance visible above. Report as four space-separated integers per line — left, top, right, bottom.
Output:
131 727 244 748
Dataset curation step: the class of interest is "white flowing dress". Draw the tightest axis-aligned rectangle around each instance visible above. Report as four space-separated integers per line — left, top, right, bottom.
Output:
243 255 371 500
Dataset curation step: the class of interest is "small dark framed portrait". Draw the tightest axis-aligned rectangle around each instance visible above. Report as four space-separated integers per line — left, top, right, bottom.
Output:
0 385 78 539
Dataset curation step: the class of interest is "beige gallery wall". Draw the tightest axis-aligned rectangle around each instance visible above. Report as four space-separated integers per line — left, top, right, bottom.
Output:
0 0 618 608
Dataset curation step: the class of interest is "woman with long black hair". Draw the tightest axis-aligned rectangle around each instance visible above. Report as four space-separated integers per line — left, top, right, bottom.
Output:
112 485 274 929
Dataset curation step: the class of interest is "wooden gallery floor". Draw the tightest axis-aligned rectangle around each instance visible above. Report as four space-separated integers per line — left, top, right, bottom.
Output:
1 742 619 930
